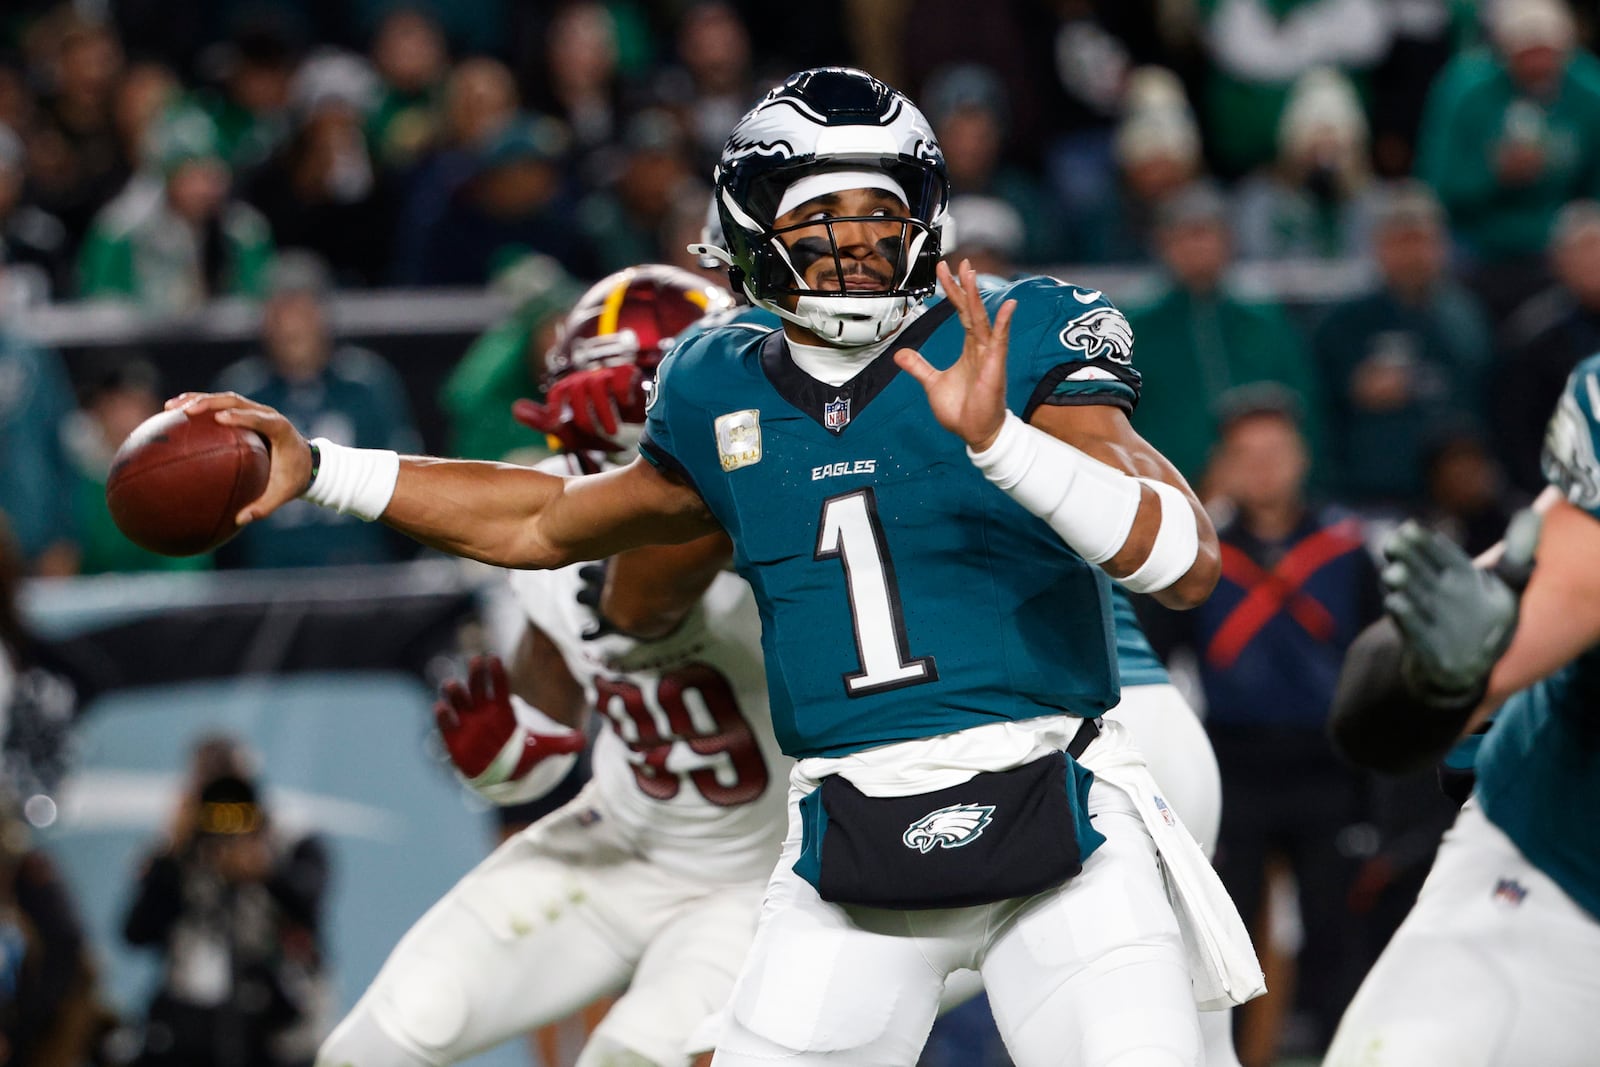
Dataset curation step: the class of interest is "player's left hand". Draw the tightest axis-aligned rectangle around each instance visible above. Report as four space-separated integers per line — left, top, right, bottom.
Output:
895 259 1017 452
1382 516 1538 698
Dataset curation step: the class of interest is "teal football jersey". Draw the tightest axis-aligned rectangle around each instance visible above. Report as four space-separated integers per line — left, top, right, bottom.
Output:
1111 586 1170 688
640 278 1143 758
1475 353 1600 920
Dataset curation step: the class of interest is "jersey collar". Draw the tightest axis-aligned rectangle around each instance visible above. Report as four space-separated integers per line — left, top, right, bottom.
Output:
759 299 957 434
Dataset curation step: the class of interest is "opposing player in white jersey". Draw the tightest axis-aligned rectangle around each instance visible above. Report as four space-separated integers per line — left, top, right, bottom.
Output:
315 266 791 1067
1323 352 1600 1065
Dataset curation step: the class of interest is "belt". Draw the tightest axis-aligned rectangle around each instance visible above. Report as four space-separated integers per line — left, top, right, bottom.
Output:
1067 716 1101 760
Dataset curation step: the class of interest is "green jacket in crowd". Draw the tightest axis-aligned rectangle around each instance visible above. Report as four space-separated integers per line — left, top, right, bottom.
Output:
1416 47 1600 261
78 178 275 313
1125 282 1322 485
1312 282 1492 505
440 263 585 462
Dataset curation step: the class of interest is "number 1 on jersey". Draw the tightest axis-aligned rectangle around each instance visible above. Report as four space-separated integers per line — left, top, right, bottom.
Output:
815 488 938 696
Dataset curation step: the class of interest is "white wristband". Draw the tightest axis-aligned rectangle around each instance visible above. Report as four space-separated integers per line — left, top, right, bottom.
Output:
967 411 1142 565
1119 479 1200 593
302 438 400 521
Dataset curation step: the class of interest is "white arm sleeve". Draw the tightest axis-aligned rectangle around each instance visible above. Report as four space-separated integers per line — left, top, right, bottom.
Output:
967 412 1199 592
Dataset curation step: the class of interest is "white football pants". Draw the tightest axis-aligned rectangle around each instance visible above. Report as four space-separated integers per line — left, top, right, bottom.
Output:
712 777 1202 1066
315 782 765 1067
1324 799 1600 1067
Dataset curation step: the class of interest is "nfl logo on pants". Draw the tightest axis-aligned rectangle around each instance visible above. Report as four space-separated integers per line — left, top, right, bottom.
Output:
825 396 851 431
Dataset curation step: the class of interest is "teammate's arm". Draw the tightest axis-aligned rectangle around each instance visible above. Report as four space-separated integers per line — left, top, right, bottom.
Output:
597 533 736 640
1479 496 1600 708
169 393 721 568
895 260 1219 609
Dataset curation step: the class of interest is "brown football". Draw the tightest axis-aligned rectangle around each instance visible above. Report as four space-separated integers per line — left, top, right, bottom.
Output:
106 408 271 556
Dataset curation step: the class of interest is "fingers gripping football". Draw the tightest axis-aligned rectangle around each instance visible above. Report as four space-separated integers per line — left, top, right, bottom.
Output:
165 392 314 525
434 655 585 805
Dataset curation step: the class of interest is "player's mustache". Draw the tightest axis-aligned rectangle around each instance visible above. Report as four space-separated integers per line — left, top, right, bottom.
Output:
788 236 901 290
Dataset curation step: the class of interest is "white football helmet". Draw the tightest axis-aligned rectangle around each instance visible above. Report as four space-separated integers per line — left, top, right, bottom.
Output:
695 67 950 347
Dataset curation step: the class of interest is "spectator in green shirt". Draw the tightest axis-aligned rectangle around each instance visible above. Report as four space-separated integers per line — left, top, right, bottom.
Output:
77 108 275 313
1311 181 1493 508
1125 181 1323 489
1415 0 1600 280
1234 67 1381 263
439 253 584 463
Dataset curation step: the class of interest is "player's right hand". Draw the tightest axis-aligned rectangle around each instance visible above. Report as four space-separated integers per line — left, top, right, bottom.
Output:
434 655 586 804
166 391 313 526
1382 514 1539 698
512 364 640 453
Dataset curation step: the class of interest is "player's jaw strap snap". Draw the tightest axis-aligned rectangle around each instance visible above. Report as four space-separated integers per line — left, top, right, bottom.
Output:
967 412 1198 592
793 733 1105 910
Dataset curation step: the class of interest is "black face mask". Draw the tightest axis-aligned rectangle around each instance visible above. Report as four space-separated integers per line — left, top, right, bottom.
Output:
776 226 906 292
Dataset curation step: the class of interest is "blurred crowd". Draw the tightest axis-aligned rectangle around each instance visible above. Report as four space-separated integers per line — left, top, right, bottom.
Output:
2 0 1600 1064
1 0 1594 577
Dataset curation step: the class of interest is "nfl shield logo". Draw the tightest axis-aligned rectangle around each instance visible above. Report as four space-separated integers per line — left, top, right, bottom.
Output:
824 395 851 431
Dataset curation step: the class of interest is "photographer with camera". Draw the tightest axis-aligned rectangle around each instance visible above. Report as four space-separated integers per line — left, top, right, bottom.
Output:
121 737 329 1067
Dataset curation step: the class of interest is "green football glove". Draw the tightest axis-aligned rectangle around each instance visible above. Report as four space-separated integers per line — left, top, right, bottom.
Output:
1380 511 1541 702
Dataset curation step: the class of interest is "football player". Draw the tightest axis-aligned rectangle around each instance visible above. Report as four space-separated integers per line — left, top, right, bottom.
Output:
181 68 1262 1066
314 266 791 1067
679 246 1245 1066
1322 354 1600 1066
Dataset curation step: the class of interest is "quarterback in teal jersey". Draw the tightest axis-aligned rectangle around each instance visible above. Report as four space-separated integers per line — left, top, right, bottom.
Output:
1326 354 1600 1065
172 68 1261 1066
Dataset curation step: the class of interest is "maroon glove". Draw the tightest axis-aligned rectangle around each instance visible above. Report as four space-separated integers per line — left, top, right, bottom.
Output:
434 655 585 802
513 365 643 454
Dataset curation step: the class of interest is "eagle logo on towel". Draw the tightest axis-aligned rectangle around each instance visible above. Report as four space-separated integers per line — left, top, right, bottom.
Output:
902 804 996 853
1059 306 1134 364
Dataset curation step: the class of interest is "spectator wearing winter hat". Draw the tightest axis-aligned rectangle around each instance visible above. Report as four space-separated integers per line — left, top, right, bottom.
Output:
944 194 1027 281
1415 0 1600 317
1068 66 1207 266
1234 67 1381 263
77 108 275 312
242 52 396 287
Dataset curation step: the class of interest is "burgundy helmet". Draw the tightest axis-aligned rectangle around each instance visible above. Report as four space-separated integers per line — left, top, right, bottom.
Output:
538 265 734 452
